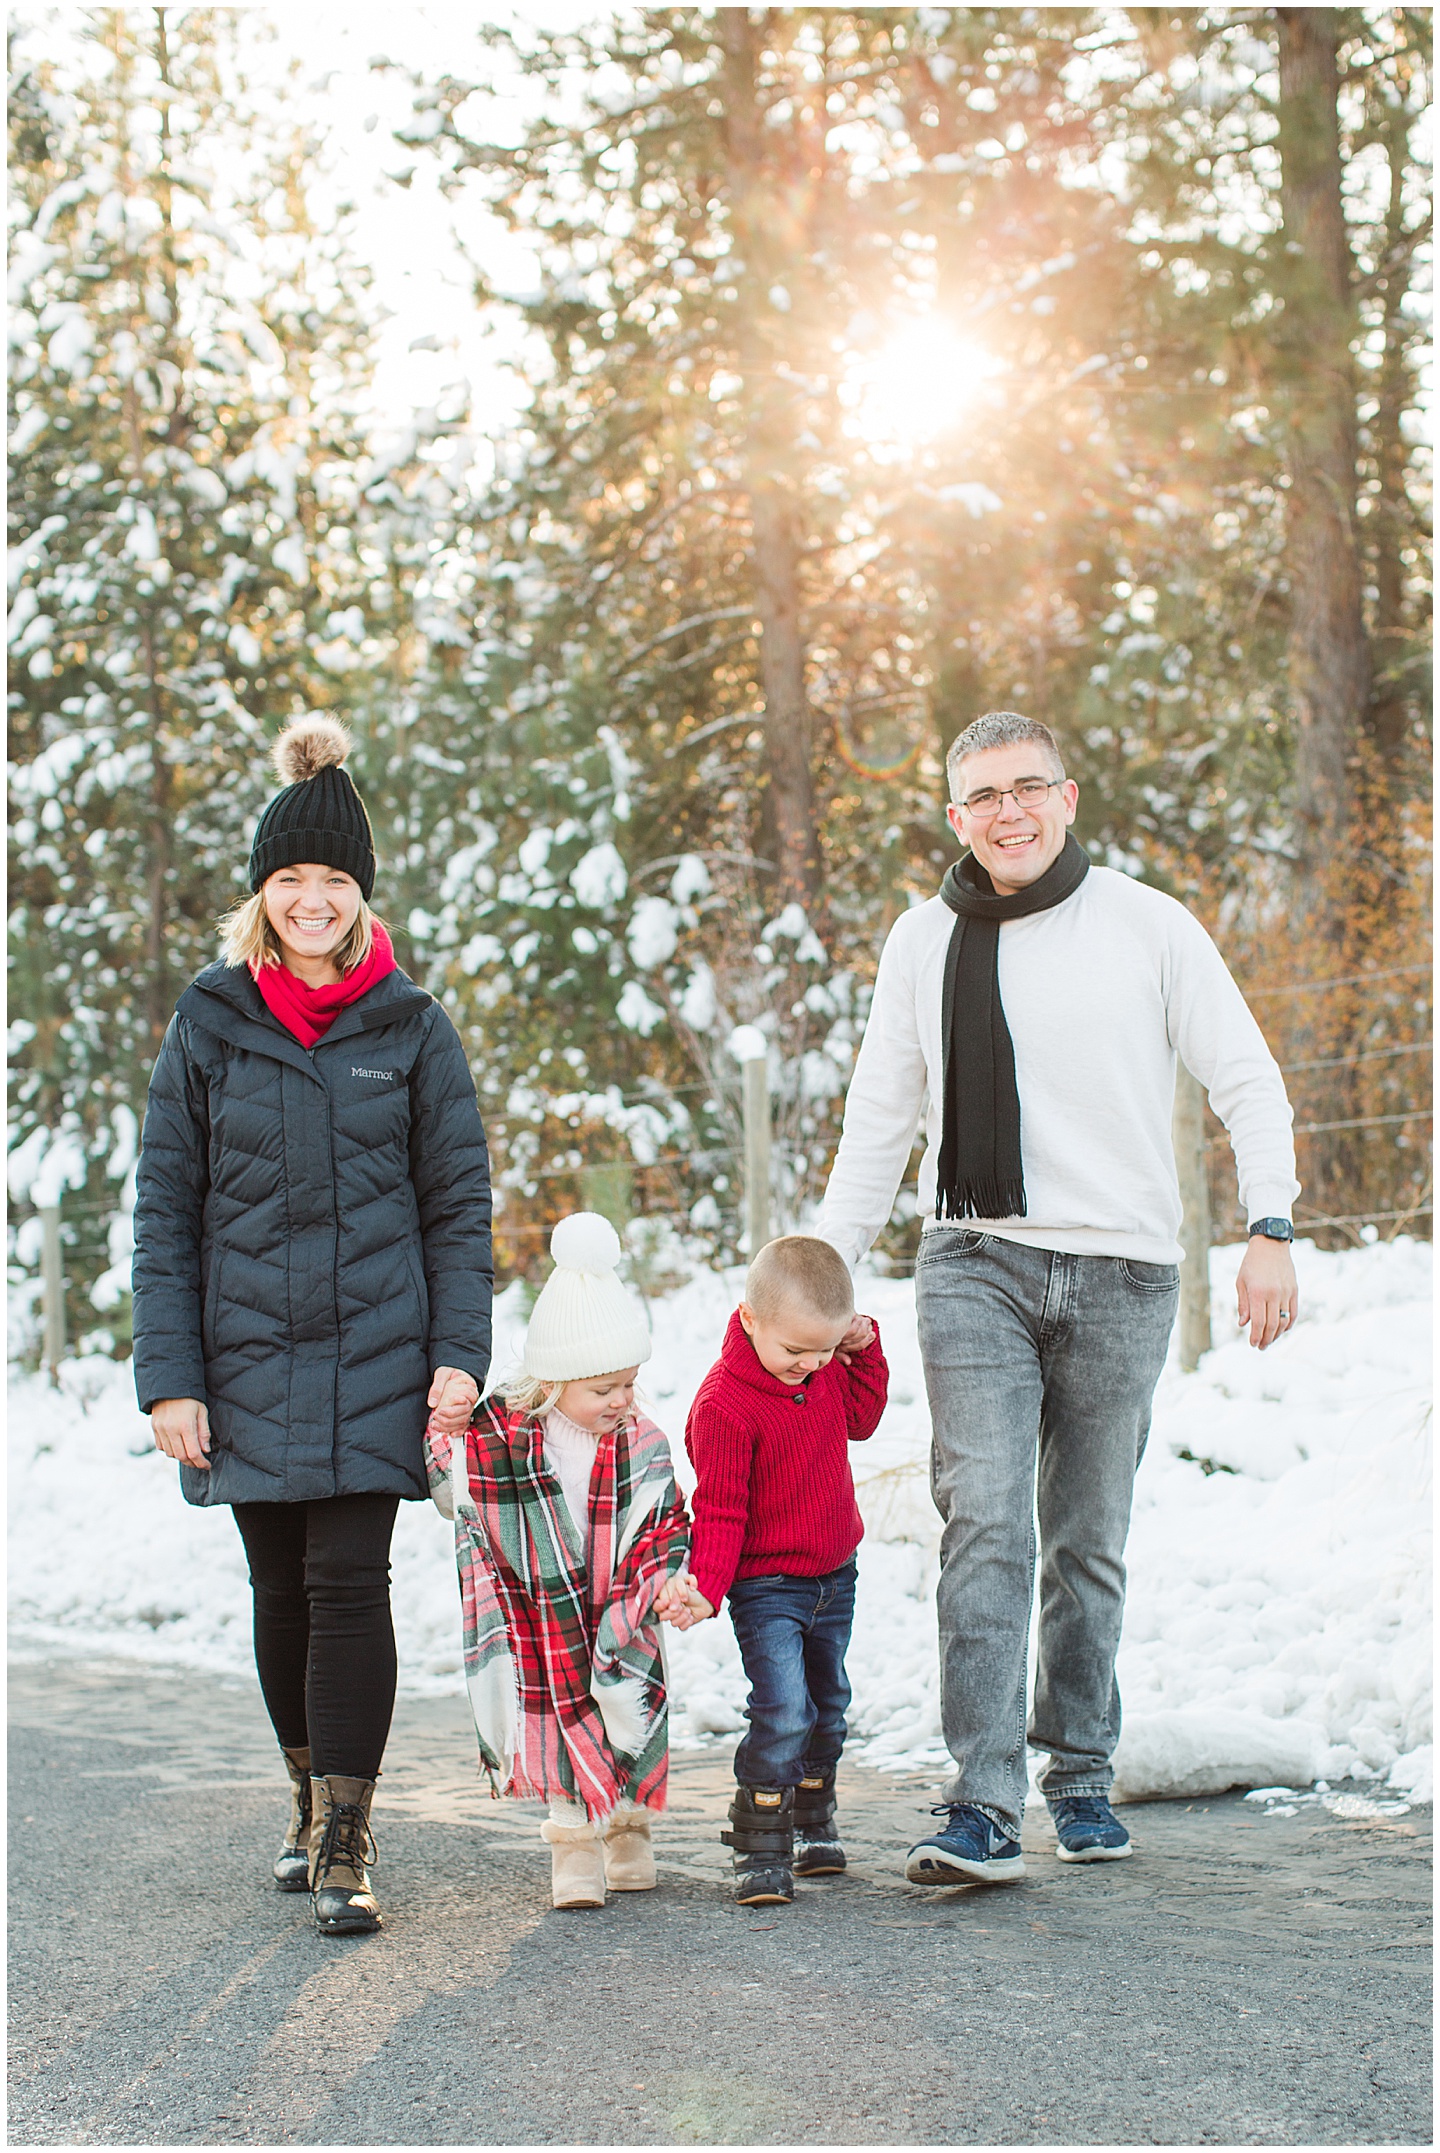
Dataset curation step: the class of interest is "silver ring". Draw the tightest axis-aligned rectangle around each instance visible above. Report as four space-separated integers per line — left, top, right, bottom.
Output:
1278 1310 1291 1324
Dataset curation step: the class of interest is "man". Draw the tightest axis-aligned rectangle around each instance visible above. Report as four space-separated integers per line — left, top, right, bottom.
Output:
818 710 1299 1879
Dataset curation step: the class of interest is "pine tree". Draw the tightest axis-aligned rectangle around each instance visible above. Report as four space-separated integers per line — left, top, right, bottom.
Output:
1064 6 1432 1229
389 7 1299 1254
388 6 1428 1259
7 9 455 1349
391 10 965 1256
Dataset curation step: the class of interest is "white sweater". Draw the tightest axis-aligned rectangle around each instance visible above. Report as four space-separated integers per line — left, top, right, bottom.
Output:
543 1406 599 1531
817 866 1299 1268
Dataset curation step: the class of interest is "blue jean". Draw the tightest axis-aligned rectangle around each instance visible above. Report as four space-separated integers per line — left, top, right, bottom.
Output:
727 1560 859 1788
915 1229 1179 1837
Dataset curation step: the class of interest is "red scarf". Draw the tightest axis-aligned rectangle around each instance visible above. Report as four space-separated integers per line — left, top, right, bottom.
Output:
252 921 397 1049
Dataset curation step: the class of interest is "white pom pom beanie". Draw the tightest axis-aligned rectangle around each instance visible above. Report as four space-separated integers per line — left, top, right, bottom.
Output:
522 1214 652 1382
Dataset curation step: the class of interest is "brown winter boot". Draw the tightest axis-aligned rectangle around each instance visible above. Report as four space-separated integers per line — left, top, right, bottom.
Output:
273 1745 312 1891
602 1808 657 1892
541 1814 607 1909
308 1775 382 1935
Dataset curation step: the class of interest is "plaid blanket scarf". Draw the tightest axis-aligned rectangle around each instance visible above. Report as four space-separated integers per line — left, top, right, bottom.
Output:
425 1401 690 1821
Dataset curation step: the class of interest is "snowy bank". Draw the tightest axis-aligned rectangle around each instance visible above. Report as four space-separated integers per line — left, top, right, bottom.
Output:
8 1239 1431 1806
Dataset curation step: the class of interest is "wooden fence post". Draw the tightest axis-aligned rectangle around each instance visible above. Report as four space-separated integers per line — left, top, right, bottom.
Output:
40 1202 65 1383
1172 1062 1213 1371
730 1027 772 1254
743 1058 772 1255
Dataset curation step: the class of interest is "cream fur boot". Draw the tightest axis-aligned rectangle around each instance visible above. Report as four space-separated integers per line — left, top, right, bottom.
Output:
603 1808 657 1891
541 1813 607 1909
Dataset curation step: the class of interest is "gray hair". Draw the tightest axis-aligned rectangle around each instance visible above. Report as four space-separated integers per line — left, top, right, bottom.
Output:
945 712 1065 801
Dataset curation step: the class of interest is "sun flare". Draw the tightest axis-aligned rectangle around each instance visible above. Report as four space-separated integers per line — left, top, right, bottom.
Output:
846 321 1001 446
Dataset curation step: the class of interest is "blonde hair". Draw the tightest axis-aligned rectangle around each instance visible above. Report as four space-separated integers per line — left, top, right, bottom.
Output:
219 887 380 973
501 1370 647 1418
745 1235 855 1324
503 1372 567 1416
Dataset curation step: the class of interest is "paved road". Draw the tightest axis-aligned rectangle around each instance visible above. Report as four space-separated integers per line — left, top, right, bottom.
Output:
8 1656 1431 2147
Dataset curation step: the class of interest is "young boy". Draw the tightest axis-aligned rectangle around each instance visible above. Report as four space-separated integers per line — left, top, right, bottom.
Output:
677 1235 888 1905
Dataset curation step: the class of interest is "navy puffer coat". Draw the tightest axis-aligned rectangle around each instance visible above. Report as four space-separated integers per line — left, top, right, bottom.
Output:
131 961 492 1507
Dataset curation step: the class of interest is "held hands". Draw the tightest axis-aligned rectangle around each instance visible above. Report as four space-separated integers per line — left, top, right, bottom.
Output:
151 1397 212 1471
654 1571 716 1631
834 1313 876 1365
428 1365 480 1435
1235 1236 1300 1350
421 1412 454 1498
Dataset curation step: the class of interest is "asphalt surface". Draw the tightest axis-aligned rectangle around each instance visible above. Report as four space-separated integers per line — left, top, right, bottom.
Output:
8 1655 1432 2147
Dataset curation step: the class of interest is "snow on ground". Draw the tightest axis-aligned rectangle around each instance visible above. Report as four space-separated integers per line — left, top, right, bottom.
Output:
8 1240 1431 1808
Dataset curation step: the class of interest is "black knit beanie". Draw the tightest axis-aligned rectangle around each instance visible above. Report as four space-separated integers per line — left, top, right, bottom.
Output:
248 718 376 899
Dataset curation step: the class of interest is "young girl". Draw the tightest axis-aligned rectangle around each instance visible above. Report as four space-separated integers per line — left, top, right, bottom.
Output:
426 1213 691 1909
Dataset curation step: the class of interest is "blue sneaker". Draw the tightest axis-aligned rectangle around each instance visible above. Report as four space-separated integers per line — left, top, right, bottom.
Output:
1048 1795 1132 1863
905 1803 1026 1885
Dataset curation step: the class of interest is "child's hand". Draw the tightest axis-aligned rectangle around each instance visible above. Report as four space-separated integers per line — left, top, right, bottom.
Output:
835 1314 875 1364
423 1414 458 1518
654 1573 715 1630
653 1574 699 1629
428 1365 479 1436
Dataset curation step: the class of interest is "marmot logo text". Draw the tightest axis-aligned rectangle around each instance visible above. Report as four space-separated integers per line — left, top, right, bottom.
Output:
352 1067 395 1080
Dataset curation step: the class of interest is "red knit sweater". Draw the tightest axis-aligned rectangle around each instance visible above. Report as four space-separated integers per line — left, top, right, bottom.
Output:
684 1310 889 1610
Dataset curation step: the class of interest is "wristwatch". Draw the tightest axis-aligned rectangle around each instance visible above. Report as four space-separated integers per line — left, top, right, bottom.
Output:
1247 1217 1294 1242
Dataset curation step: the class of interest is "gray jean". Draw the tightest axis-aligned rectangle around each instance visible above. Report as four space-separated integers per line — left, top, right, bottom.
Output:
915 1228 1179 1837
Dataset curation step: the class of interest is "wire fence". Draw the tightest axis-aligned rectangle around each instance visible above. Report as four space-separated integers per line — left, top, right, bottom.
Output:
1293 1205 1433 1229
12 958 1433 1323
1205 1108 1432 1145
1282 1041 1431 1073
1242 963 1431 998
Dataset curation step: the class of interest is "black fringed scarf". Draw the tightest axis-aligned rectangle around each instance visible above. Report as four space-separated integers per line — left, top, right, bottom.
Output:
935 832 1090 1221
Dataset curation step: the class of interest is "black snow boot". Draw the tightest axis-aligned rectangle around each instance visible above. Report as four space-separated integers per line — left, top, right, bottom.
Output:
793 1769 846 1876
722 1785 795 1906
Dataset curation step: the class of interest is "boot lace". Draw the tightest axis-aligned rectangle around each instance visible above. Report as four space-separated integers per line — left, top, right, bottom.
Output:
312 1800 377 1889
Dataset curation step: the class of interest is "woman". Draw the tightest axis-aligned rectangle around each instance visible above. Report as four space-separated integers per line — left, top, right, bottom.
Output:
131 717 491 1936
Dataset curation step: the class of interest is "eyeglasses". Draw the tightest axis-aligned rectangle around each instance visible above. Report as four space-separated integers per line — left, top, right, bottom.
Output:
959 777 1065 821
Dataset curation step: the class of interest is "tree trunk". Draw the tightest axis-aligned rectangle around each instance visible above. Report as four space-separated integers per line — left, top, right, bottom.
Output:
1364 102 1420 773
716 9 821 905
749 483 818 901
1274 9 1369 882
143 615 173 1055
143 10 180 1053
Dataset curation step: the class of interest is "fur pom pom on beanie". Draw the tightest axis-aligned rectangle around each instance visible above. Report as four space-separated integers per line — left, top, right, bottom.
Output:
522 1213 652 1382
248 716 377 898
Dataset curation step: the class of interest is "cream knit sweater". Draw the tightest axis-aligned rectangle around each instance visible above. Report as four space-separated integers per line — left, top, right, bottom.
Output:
543 1405 600 1531
818 865 1299 1269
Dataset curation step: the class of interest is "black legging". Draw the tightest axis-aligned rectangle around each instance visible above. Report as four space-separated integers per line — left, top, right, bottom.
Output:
232 1494 400 1780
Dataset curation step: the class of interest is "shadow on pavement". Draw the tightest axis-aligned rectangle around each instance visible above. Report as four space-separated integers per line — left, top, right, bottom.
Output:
8 1656 1431 2146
